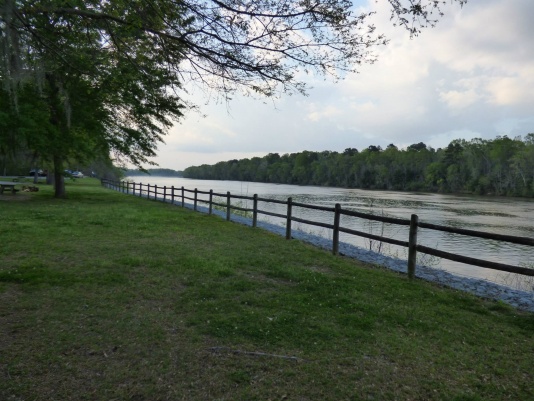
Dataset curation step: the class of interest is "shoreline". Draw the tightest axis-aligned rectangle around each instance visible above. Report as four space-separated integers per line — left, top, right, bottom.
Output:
167 196 534 313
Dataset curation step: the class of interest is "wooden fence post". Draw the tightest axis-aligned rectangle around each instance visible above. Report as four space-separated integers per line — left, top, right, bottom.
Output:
163 186 167 202
333 203 341 255
171 186 175 204
147 184 151 199
253 194 258 228
226 191 231 221
155 185 158 200
194 188 198 211
408 214 419 279
181 186 185 207
209 190 213 215
286 197 293 240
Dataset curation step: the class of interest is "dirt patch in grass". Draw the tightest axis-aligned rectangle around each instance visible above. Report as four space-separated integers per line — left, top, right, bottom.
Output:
0 287 24 348
0 193 33 201
242 271 299 287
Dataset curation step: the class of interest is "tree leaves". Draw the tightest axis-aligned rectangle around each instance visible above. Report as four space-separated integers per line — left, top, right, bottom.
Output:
0 0 467 197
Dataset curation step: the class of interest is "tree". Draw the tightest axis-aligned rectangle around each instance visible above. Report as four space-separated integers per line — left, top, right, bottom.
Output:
366 145 382 153
511 134 534 196
2 0 188 196
407 142 427 152
1 0 467 196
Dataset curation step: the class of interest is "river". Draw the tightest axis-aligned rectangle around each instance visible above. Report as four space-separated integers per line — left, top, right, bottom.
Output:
128 176 534 290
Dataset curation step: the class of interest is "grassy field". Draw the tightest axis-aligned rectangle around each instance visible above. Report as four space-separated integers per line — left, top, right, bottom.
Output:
1 179 533 401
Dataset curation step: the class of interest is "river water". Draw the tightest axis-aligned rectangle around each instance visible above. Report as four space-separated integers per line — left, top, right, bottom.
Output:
128 176 534 289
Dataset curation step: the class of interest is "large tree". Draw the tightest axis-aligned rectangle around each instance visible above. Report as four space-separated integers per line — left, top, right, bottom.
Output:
1 0 466 197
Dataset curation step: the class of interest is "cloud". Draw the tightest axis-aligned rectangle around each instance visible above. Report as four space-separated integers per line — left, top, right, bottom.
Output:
438 77 482 110
148 0 534 169
306 104 343 122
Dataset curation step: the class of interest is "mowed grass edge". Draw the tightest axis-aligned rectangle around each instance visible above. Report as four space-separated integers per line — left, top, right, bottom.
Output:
0 179 533 401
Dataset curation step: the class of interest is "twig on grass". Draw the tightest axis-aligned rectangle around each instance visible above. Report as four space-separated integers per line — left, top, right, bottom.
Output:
208 347 307 362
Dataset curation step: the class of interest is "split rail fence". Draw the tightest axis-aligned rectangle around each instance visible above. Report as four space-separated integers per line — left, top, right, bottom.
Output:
101 179 534 279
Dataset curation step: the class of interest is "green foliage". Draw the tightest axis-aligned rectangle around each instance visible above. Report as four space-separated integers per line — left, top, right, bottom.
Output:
184 135 534 197
1 0 468 197
1 0 189 196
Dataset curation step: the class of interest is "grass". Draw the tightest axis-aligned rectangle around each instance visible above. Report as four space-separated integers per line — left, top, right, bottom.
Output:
0 179 533 400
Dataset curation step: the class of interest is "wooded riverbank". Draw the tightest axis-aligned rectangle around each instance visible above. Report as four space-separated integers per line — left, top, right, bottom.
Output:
184 135 534 197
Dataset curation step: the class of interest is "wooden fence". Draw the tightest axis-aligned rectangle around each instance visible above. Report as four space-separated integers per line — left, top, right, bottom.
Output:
101 179 534 278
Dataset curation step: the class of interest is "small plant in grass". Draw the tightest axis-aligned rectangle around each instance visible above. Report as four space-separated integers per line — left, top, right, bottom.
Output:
416 250 442 268
291 220 332 240
388 244 442 268
497 263 534 294
211 196 253 218
361 199 394 255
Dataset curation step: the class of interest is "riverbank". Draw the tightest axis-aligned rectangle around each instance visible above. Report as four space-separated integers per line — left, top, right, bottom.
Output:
1 179 533 400
125 175 534 282
159 192 534 313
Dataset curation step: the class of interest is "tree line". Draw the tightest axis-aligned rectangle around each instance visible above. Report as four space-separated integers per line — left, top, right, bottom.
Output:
183 135 534 197
124 168 183 177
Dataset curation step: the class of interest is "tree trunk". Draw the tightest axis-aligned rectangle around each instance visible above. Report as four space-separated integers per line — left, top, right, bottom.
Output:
46 73 67 198
53 155 66 198
33 166 39 184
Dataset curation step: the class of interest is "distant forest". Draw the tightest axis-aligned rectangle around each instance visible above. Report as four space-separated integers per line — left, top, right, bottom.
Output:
125 168 183 177
183 135 534 197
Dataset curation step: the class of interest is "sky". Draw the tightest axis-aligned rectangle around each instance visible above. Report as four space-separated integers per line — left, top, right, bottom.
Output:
147 0 534 171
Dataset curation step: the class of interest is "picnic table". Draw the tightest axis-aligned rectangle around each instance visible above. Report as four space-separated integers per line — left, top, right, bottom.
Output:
0 181 20 194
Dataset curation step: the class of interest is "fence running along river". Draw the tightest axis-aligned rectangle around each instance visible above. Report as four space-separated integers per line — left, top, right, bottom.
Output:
101 179 534 279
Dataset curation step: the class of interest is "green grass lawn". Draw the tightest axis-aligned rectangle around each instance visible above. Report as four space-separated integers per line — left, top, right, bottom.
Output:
1 179 533 400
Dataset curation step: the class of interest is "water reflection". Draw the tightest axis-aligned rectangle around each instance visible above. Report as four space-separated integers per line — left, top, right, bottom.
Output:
129 177 534 288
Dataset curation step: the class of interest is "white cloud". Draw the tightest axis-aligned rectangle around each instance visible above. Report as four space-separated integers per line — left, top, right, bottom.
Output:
147 0 534 170
307 104 343 122
486 74 534 106
439 89 479 110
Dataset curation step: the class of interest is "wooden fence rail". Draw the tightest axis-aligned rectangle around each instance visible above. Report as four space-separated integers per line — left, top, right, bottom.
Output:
102 179 534 278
